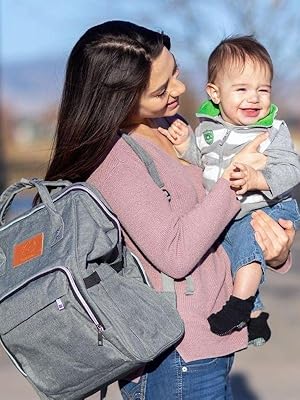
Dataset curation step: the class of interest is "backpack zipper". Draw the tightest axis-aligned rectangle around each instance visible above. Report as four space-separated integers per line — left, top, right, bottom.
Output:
130 252 151 287
0 184 122 245
0 337 27 376
0 266 105 346
0 184 120 347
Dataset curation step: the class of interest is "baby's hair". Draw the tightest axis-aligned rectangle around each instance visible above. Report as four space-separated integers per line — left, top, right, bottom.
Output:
207 35 273 83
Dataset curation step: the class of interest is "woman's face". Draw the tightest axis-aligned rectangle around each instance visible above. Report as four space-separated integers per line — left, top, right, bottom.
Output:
133 47 186 123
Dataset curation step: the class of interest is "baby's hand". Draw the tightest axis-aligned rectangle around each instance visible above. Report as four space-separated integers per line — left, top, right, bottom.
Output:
158 119 193 156
158 119 191 146
229 162 267 195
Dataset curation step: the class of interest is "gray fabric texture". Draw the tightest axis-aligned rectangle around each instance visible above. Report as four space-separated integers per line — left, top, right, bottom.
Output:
181 118 300 219
0 178 184 400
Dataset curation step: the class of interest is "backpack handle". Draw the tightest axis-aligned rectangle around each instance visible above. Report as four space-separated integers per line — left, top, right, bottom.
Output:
0 178 71 246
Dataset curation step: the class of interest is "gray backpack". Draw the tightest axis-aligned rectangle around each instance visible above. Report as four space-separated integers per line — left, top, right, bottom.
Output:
0 137 184 400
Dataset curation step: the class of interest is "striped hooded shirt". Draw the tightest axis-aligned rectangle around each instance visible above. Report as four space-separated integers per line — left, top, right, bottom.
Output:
183 100 300 219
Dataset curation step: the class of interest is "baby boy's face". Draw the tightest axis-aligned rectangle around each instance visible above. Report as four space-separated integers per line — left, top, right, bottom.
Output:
213 58 272 126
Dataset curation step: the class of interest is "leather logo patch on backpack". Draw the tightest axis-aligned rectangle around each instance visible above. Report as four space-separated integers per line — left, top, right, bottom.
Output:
13 233 44 268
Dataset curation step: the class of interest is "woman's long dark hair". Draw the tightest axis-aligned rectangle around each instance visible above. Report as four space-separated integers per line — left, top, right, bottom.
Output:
45 20 170 182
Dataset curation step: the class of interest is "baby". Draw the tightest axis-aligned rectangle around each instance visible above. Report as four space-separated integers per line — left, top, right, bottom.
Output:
159 35 300 346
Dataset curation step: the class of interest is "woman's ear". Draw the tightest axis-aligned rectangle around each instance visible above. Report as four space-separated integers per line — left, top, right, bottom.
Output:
206 83 220 104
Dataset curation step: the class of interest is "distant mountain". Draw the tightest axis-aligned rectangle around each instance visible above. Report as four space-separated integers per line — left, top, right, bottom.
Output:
1 56 67 116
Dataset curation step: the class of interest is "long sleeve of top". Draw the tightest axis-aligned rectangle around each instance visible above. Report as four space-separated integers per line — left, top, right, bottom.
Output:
90 136 240 279
262 121 300 198
179 133 203 167
88 134 243 361
88 132 291 362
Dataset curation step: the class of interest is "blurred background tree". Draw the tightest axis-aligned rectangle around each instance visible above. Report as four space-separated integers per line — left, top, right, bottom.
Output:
1 0 300 185
151 0 300 125
0 2 300 399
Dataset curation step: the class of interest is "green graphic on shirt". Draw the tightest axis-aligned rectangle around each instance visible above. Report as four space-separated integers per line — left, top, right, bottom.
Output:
203 130 214 145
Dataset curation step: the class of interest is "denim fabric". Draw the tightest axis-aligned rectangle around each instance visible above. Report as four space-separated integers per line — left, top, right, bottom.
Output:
119 348 234 400
222 198 300 311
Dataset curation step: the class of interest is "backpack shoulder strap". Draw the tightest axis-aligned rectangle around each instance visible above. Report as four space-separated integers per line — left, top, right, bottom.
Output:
121 133 194 307
121 134 165 190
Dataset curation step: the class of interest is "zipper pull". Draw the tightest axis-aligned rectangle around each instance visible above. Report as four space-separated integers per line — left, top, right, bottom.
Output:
219 129 231 146
56 298 65 311
97 325 104 346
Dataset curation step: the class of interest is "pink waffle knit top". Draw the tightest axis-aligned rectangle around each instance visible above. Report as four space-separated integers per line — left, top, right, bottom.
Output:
88 133 289 362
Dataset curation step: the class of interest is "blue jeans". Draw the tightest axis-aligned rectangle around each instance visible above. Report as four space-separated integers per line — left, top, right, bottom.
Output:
119 348 234 400
222 198 300 311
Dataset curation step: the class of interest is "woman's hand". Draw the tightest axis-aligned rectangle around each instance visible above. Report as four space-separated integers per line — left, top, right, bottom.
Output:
250 210 295 268
232 132 269 170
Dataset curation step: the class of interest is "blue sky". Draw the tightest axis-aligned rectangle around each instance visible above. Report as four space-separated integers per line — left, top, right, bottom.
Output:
2 0 299 70
2 0 300 114
1 0 165 63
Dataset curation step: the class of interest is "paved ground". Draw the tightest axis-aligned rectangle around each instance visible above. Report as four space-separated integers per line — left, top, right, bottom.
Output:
1 235 299 400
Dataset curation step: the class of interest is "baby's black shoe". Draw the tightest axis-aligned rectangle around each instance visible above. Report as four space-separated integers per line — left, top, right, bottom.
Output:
248 312 271 346
208 295 255 336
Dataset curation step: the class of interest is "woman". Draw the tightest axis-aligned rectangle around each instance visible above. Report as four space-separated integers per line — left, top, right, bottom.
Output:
45 21 294 399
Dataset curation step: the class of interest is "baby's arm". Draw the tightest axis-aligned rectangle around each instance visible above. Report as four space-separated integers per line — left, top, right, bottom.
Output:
261 122 300 198
230 122 300 197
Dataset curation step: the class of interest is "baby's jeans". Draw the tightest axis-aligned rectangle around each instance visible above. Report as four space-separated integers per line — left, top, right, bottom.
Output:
222 199 300 311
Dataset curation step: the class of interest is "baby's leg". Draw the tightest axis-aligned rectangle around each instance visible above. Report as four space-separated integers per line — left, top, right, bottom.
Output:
248 200 300 345
233 262 262 318
208 260 262 336
208 215 265 336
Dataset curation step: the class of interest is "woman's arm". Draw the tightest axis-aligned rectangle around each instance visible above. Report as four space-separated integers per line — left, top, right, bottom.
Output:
94 156 240 279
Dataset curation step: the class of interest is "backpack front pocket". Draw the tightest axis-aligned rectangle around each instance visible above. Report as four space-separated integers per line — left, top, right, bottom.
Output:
0 267 132 399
